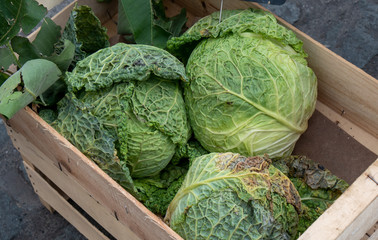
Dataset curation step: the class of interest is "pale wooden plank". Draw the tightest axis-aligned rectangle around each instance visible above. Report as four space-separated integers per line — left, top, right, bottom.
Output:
6 108 182 240
364 222 378 240
298 159 378 240
368 227 378 240
14 137 141 240
171 0 378 139
23 161 109 240
38 196 55 213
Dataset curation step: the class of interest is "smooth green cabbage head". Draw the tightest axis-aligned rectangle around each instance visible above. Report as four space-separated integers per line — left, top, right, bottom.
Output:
165 152 301 240
168 9 317 158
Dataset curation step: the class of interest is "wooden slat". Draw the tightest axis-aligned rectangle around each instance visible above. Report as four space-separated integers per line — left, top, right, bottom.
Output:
368 227 378 240
170 0 378 139
298 159 378 240
17 145 140 239
5 108 182 240
23 161 109 240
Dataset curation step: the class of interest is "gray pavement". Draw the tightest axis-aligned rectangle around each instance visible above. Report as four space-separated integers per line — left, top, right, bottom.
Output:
1 0 377 239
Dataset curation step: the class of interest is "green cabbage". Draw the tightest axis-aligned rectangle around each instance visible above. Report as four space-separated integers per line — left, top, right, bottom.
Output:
52 43 191 181
165 152 302 240
167 9 317 158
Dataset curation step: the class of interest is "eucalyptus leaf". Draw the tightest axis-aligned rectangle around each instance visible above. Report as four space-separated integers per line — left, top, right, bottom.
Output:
118 0 187 48
0 0 47 45
33 18 62 56
0 47 15 71
0 59 61 119
0 72 9 86
117 5 134 42
11 36 40 65
21 0 47 34
45 39 75 71
39 78 67 106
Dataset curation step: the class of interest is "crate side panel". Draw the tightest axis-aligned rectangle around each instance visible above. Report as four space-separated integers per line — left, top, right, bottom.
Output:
10 133 141 239
6 108 182 240
23 161 110 240
293 110 377 184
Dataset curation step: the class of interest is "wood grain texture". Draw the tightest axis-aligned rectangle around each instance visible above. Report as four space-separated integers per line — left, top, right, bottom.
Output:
16 140 140 239
23 161 110 240
298 159 378 240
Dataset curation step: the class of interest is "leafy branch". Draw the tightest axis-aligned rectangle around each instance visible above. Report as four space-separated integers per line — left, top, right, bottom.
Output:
0 1 109 119
118 0 187 49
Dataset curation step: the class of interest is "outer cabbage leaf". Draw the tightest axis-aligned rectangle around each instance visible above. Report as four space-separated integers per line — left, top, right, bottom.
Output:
167 9 305 62
78 77 190 178
32 17 62 56
78 82 135 136
59 5 109 68
66 43 188 92
0 72 9 86
171 139 209 165
79 81 174 178
51 94 138 197
131 77 191 145
166 153 301 240
117 109 176 178
0 47 15 70
134 163 188 216
272 156 348 236
185 32 317 158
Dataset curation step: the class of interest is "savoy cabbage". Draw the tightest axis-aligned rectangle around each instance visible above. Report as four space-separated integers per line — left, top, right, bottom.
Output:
50 43 191 192
167 9 317 159
165 152 302 240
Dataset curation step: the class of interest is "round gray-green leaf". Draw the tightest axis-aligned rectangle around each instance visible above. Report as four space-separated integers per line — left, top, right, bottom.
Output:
0 59 61 118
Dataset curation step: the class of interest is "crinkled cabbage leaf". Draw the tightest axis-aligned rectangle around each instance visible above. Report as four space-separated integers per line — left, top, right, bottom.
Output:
167 9 317 159
51 94 138 196
59 5 109 69
272 156 348 236
165 152 302 240
55 43 190 180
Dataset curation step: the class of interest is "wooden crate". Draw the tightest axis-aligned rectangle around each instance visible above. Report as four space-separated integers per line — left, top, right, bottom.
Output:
3 0 378 239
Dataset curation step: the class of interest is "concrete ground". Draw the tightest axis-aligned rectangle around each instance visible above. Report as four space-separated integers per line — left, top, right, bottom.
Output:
1 0 377 239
